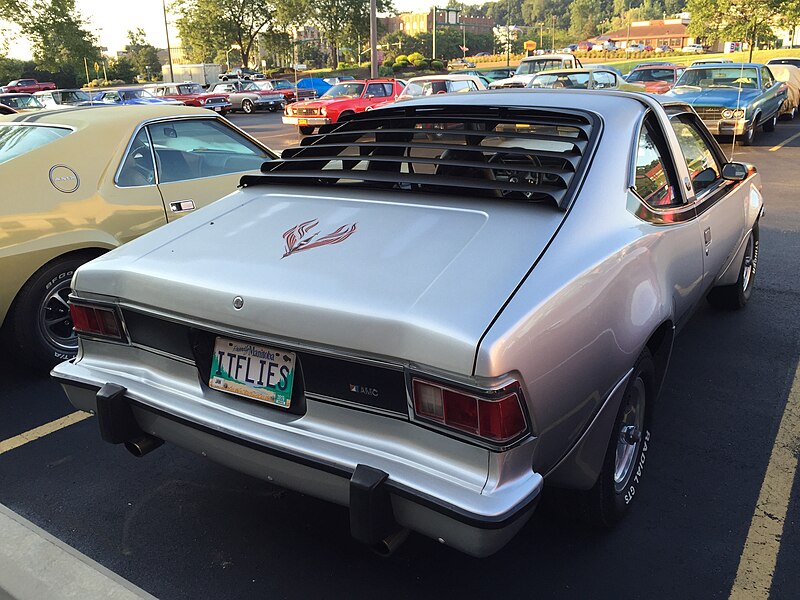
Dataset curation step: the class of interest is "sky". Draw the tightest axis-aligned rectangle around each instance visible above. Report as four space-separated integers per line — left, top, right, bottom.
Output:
3 0 476 60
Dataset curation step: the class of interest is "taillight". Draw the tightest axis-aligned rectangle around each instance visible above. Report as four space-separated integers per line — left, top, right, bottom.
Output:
412 379 528 445
69 303 126 342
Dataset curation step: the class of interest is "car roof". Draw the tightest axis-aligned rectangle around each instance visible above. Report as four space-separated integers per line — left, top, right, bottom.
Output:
0 104 214 129
407 74 483 82
532 68 615 76
685 63 762 69
767 57 800 62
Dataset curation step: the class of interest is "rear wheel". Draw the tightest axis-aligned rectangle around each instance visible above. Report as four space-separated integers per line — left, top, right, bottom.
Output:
241 99 254 114
298 125 315 135
8 255 95 368
707 221 759 310
574 348 655 526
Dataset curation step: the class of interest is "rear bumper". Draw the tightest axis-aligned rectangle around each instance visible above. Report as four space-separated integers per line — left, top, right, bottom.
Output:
52 358 542 557
282 115 331 126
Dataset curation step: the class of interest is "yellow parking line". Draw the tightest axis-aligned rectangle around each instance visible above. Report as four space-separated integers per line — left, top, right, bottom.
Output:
729 361 800 599
768 130 800 152
0 412 93 455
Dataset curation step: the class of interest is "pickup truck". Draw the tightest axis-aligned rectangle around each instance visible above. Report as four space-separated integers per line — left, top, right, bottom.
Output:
0 79 57 94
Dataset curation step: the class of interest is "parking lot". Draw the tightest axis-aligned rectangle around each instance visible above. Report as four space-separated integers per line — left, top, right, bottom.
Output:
1 113 799 599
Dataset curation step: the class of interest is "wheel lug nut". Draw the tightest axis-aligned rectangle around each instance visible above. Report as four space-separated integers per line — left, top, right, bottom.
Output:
622 425 641 445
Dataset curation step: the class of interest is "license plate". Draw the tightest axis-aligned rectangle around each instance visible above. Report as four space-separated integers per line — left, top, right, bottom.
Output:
213 106 222 112
209 337 295 408
298 119 307 125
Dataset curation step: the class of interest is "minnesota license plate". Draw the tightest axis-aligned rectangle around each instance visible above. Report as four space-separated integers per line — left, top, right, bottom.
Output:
298 119 307 125
209 337 295 408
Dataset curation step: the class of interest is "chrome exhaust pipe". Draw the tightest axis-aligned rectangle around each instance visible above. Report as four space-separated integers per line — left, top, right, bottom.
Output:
124 434 164 457
371 528 410 557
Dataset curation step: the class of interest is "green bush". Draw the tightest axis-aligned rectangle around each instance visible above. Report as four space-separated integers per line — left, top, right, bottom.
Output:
430 60 444 71
382 57 394 67
378 65 394 77
412 59 429 69
337 61 359 70
407 52 425 63
394 54 408 64
392 62 407 72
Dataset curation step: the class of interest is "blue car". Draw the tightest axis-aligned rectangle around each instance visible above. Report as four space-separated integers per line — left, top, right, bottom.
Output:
92 88 183 106
295 77 331 98
665 63 787 145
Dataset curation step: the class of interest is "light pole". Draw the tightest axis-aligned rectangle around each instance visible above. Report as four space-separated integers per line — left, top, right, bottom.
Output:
226 44 241 71
432 7 438 60
539 21 543 51
162 0 174 83
369 0 378 78
551 15 556 52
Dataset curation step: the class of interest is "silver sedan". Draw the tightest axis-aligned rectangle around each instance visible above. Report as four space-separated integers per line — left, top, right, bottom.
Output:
54 90 763 557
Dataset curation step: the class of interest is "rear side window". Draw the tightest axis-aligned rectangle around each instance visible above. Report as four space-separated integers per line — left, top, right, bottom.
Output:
634 118 679 207
0 125 71 165
669 114 722 195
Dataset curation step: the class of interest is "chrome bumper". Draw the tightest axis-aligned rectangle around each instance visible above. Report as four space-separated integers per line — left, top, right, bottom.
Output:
282 115 331 126
52 355 542 557
702 118 749 136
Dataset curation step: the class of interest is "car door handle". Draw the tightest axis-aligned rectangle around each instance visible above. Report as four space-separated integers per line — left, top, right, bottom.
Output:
704 227 712 255
170 200 195 213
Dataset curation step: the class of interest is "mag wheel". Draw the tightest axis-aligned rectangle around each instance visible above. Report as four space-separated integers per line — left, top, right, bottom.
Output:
9 255 90 368
576 348 655 527
708 222 759 310
740 124 756 146
241 99 254 114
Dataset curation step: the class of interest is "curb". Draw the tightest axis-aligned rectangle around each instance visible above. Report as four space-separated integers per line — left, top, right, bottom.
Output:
0 503 157 600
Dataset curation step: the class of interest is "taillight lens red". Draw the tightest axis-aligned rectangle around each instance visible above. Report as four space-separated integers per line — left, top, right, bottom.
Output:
69 303 125 341
412 379 528 444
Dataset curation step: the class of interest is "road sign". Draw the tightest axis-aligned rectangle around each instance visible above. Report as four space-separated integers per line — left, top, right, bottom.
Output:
293 63 308 71
524 40 536 51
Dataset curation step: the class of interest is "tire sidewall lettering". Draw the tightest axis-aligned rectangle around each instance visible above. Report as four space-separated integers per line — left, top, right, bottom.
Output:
624 429 651 505
44 269 74 291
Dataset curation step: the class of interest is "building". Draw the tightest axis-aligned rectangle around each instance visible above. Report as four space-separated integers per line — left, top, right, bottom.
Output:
380 8 494 36
595 18 712 51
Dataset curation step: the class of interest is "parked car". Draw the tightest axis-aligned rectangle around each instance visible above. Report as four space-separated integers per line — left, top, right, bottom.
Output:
397 74 487 100
577 41 594 51
219 67 261 81
489 54 583 88
323 76 356 85
588 63 624 77
767 64 800 119
625 44 646 53
528 68 645 91
255 79 316 103
54 90 764 558
447 58 476 70
665 63 788 145
32 89 97 108
681 44 705 53
146 82 232 114
654 44 672 53
295 77 332 98
483 68 515 80
0 105 276 366
283 79 405 135
0 79 56 94
93 88 183 106
206 81 284 113
0 93 45 112
559 44 578 53
625 64 686 93
691 58 733 66
767 57 800 69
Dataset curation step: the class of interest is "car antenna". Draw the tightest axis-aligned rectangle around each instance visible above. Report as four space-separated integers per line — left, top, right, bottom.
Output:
729 62 747 160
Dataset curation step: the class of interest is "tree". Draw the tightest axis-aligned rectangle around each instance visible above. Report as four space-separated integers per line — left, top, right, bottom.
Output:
779 0 800 47
2 0 100 73
174 0 275 67
106 56 137 83
125 29 162 80
687 0 783 60
309 0 393 67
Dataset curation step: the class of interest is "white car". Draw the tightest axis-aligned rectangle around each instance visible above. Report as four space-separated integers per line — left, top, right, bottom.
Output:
625 44 646 53
681 44 705 53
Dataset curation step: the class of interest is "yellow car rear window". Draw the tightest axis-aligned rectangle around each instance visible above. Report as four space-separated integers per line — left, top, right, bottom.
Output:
0 125 72 165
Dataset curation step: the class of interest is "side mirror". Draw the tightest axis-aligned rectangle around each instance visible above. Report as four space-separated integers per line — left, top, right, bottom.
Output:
721 162 748 181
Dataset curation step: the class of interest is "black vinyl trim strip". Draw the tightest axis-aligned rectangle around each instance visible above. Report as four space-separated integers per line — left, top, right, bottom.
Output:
52 375 539 530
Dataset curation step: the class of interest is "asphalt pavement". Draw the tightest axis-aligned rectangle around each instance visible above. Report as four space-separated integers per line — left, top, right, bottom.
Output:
0 113 798 600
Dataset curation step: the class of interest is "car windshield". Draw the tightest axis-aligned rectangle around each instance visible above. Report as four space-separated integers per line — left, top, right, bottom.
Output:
676 67 759 89
321 83 365 98
0 124 71 165
270 80 293 89
241 82 260 91
627 69 675 83
402 81 449 97
1 95 43 108
121 89 155 100
515 59 564 75
530 73 590 89
177 84 204 94
55 90 90 103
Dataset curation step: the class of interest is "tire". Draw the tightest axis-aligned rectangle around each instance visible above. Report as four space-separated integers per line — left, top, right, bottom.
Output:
241 99 254 114
707 221 759 310
339 110 354 122
298 125 315 135
740 123 756 146
763 114 776 132
268 107 277 112
8 255 92 368
574 348 656 527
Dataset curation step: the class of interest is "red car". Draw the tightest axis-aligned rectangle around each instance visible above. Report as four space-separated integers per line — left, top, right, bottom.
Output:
282 79 405 135
254 79 316 103
624 64 685 94
148 82 232 114
0 78 56 94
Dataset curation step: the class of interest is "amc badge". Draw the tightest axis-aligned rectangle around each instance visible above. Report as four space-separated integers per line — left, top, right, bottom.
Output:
49 165 80 193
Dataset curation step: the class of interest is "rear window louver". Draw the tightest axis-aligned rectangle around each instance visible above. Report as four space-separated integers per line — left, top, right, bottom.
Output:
241 104 601 210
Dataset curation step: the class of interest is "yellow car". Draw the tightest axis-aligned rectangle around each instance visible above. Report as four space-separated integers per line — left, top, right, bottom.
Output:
528 68 646 92
0 105 275 366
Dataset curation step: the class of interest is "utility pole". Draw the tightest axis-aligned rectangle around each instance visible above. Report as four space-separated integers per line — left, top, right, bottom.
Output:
462 4 466 58
539 21 543 51
432 7 437 60
551 15 556 52
506 0 510 67
162 0 174 82
369 0 378 77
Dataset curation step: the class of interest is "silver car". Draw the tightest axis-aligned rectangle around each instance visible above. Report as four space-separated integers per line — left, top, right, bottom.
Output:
54 90 763 557
206 82 283 114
